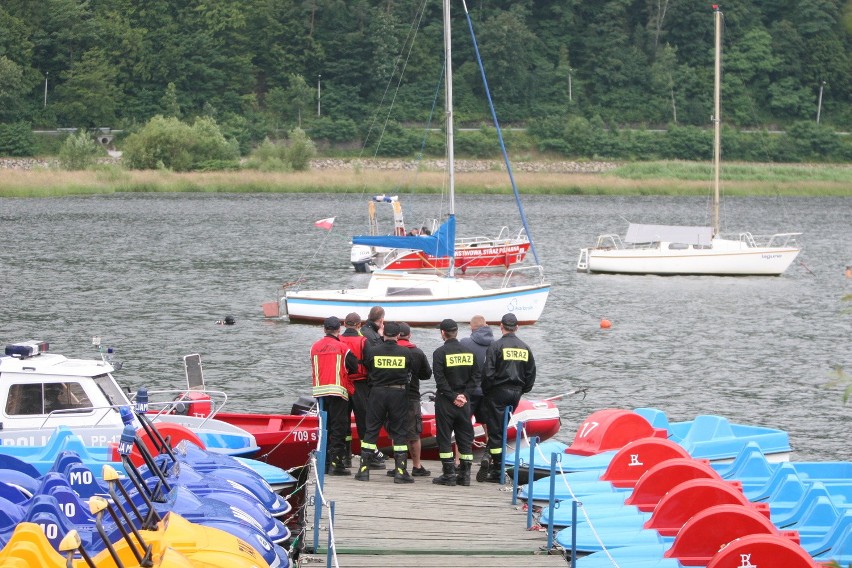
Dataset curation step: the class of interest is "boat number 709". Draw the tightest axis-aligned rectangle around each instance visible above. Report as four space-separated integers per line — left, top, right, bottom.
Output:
292 429 318 443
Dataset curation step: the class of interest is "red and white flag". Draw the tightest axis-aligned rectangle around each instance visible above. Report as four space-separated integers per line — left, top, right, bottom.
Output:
314 217 335 230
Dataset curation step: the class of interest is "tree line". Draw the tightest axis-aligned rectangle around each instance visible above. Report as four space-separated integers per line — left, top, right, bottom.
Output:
0 0 850 164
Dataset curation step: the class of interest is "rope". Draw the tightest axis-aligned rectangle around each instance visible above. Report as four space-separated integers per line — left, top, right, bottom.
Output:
517 423 622 567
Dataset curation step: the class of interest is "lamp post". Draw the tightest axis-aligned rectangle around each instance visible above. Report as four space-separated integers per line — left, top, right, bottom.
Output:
44 72 48 108
568 68 573 103
816 81 826 124
317 74 321 117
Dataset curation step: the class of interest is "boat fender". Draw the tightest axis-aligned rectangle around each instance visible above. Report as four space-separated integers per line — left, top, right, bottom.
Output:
129 422 207 468
172 391 213 418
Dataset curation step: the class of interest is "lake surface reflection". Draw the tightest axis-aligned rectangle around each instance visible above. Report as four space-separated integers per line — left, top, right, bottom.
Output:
1 191 849 461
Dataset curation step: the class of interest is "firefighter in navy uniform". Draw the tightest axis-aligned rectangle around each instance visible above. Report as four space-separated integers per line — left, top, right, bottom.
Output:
477 312 536 483
310 316 358 475
431 318 478 486
355 321 416 483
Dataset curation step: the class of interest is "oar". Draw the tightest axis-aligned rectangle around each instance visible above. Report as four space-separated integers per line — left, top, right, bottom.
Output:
544 388 587 402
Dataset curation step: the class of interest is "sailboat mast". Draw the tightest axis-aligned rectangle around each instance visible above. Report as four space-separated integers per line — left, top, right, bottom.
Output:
712 5 722 236
443 0 456 276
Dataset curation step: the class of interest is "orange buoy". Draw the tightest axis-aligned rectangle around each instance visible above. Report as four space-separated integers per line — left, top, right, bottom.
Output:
600 319 612 329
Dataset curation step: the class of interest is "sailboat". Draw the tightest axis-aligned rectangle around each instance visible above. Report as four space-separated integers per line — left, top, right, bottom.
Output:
576 6 801 276
349 194 531 274
279 0 550 326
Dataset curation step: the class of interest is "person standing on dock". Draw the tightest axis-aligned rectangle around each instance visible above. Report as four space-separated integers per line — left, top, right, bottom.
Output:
355 321 416 484
477 313 536 483
431 318 478 486
361 306 385 346
340 312 383 469
459 314 493 426
390 322 432 478
311 316 358 476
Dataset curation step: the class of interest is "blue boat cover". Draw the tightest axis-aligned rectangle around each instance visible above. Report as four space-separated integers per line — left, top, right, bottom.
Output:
352 216 456 258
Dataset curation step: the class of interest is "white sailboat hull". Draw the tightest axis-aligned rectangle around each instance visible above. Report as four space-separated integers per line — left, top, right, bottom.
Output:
283 271 549 325
581 237 800 276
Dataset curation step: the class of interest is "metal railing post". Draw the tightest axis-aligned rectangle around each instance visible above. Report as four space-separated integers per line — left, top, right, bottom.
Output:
312 406 328 553
326 500 335 568
511 420 526 504
546 452 557 551
499 404 513 484
526 436 538 529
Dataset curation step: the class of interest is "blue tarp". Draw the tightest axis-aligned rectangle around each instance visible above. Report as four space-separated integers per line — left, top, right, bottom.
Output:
352 216 456 258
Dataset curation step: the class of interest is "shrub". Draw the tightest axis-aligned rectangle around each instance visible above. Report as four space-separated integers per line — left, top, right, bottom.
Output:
245 138 291 172
308 117 359 143
0 122 36 157
122 115 239 171
58 130 104 170
286 127 317 171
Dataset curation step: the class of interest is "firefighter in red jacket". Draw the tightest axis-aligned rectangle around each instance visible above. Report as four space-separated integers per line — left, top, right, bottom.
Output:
311 316 358 475
339 312 386 470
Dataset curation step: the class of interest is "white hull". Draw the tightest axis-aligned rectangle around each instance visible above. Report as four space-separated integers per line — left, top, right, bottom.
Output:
580 237 800 276
283 271 549 325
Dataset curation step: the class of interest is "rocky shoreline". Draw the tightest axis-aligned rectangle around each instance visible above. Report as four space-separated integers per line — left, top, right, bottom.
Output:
0 156 617 173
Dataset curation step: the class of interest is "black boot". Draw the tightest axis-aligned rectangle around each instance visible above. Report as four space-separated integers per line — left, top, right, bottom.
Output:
456 460 472 486
432 462 457 486
342 452 352 468
329 455 350 476
368 450 387 470
475 457 491 482
353 450 371 481
485 454 503 483
393 451 414 484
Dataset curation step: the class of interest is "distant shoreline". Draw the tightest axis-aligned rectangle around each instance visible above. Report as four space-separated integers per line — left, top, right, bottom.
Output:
0 156 618 174
1 158 849 198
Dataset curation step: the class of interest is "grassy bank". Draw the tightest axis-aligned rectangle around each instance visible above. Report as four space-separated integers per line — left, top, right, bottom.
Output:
1 161 850 198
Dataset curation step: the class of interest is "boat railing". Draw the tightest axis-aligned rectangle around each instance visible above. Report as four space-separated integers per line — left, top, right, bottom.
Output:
501 264 546 287
38 405 119 429
736 232 802 248
593 234 625 249
136 388 229 427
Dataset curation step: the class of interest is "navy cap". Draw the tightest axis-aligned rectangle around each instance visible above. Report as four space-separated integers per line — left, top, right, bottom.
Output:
324 316 341 330
398 322 411 337
500 313 518 327
383 321 401 337
439 318 458 332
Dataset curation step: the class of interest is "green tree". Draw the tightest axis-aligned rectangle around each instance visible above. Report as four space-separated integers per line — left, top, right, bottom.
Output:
0 56 28 121
161 82 181 118
283 74 315 127
54 49 121 127
58 129 103 170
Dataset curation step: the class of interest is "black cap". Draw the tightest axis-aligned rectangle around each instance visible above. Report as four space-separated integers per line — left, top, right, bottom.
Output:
324 316 341 330
383 321 401 337
398 322 411 337
439 318 458 332
224 315 235 325
501 313 518 327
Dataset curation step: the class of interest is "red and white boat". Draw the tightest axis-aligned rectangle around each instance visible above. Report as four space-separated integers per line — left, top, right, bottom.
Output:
180 353 561 471
350 195 530 274
213 396 561 471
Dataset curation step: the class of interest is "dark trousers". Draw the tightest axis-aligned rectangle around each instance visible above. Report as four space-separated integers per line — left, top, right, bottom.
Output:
483 387 522 453
435 396 475 459
351 379 370 441
319 395 350 461
363 386 408 449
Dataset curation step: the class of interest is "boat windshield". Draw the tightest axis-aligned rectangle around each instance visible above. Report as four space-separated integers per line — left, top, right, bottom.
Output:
93 373 131 408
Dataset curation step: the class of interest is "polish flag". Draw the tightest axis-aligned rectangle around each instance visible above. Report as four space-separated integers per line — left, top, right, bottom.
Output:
314 217 335 230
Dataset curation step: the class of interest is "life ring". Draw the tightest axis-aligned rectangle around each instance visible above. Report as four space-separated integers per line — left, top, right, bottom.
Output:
128 422 206 468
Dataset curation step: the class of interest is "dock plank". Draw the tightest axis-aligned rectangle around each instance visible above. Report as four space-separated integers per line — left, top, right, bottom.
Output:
298 459 567 566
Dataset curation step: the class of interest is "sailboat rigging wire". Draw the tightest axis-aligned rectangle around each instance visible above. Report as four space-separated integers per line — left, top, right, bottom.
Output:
461 0 541 268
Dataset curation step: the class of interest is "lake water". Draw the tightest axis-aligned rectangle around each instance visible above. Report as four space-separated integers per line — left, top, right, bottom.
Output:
1 191 849 461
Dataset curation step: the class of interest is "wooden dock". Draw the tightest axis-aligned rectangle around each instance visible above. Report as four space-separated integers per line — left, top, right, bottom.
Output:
298 459 567 567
